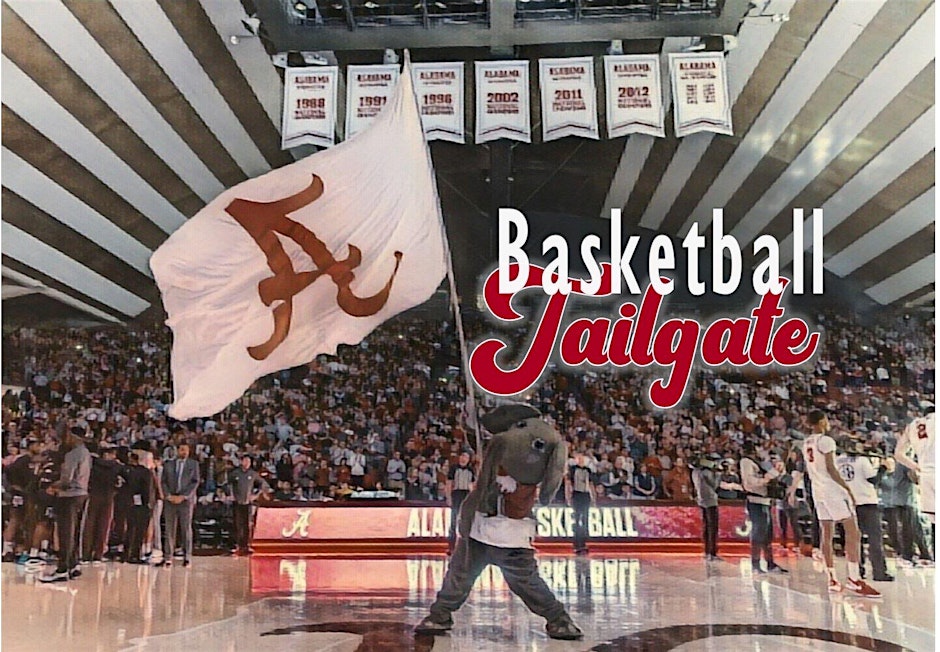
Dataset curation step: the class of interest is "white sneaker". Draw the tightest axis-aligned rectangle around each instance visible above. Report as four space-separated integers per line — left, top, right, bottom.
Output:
23 558 46 573
38 570 69 583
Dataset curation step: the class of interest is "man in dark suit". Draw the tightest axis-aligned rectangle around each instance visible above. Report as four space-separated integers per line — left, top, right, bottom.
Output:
160 443 200 567
123 452 154 564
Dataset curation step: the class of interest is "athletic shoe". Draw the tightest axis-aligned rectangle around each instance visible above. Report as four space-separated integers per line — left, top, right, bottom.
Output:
2 552 15 563
14 553 29 565
872 574 895 582
23 558 46 573
828 577 843 593
545 615 584 640
414 614 454 635
70 566 82 579
768 564 789 574
39 570 69 583
846 578 882 598
751 565 767 575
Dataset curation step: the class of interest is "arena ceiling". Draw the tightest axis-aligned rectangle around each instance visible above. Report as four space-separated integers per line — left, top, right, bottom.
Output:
0 0 935 326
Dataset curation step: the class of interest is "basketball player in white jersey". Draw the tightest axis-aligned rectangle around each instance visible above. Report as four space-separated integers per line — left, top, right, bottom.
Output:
895 407 935 551
802 409 880 597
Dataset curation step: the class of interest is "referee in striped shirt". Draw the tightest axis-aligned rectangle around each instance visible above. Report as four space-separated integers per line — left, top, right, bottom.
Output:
566 454 596 556
447 452 476 551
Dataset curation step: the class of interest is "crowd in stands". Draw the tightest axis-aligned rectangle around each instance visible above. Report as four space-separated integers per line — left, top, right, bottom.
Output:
0 309 934 559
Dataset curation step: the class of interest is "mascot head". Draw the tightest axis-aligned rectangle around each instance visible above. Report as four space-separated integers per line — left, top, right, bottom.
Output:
457 403 568 531
479 403 567 495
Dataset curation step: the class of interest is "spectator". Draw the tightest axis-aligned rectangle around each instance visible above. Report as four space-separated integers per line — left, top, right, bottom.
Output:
663 457 693 501
632 463 657 500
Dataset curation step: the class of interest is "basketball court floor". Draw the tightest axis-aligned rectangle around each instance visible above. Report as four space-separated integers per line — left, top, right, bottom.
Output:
1 552 934 652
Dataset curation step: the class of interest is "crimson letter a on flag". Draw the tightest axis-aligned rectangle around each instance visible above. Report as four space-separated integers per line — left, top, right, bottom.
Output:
151 60 447 419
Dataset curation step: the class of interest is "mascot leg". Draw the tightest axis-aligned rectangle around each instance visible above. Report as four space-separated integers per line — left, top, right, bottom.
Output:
415 537 488 635
495 547 584 640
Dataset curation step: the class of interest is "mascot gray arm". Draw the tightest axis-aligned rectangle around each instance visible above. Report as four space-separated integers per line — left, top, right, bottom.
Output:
540 439 568 505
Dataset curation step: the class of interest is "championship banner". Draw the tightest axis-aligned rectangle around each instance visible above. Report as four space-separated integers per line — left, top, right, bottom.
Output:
281 67 339 149
668 52 733 137
474 60 531 144
345 63 401 139
538 56 599 142
411 61 465 144
603 54 665 138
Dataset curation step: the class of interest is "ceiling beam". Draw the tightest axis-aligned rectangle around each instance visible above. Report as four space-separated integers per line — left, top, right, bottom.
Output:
1 223 149 317
1 266 123 324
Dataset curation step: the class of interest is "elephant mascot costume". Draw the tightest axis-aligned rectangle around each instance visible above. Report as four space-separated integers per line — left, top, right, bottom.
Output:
415 404 583 640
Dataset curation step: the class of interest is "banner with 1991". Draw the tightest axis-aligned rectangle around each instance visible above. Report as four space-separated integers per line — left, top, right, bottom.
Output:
345 63 401 139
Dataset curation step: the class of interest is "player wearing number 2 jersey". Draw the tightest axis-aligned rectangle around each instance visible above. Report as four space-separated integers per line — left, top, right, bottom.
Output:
895 409 935 557
895 410 935 520
801 410 880 598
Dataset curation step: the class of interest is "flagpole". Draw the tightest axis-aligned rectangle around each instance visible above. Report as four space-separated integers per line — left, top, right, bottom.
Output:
403 50 484 462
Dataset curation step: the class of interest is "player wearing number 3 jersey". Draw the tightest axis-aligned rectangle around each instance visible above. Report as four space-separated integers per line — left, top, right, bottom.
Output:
801 410 880 598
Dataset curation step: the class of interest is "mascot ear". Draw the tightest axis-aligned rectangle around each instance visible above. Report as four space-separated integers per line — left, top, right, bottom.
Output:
539 439 568 505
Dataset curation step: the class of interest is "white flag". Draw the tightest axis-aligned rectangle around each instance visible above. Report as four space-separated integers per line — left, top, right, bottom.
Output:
669 52 733 137
151 60 447 419
538 56 599 142
282 66 339 149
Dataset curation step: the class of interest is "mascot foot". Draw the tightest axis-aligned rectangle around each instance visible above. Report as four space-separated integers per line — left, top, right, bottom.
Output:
415 614 454 636
546 616 583 640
